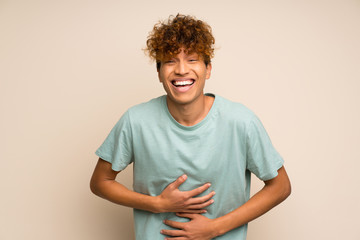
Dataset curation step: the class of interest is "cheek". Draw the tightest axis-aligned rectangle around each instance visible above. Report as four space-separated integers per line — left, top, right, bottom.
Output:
159 69 171 81
158 71 166 83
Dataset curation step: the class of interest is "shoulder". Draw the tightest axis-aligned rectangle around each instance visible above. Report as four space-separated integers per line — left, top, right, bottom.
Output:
214 94 257 125
128 95 164 112
103 96 165 138
125 95 166 125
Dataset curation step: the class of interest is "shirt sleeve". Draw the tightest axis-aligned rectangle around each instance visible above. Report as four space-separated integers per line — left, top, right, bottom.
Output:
246 114 284 181
95 110 134 171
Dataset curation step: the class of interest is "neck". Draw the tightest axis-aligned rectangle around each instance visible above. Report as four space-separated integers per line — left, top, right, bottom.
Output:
166 94 214 126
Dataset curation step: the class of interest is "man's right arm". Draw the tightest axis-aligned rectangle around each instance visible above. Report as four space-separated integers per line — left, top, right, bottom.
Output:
90 158 215 213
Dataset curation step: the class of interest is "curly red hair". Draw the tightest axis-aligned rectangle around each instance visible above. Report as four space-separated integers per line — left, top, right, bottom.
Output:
145 14 215 70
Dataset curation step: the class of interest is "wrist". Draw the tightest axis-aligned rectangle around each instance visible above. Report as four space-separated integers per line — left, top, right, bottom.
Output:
210 217 227 238
151 195 165 213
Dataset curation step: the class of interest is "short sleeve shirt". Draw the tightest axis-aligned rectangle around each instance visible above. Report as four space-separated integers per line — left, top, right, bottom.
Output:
96 94 284 240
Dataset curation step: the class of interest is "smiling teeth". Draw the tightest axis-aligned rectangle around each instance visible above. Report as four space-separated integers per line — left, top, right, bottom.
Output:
173 80 194 86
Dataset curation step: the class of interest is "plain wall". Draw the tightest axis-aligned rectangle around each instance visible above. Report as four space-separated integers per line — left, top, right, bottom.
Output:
1 0 359 239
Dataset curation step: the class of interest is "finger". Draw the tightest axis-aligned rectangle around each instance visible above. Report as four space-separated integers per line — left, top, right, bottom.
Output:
164 237 186 240
170 174 187 189
188 199 214 210
176 209 207 214
176 212 197 219
163 219 185 229
187 191 215 205
186 183 211 197
161 229 185 237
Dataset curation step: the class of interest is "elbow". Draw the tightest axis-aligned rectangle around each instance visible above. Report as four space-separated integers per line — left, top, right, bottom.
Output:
90 180 97 195
270 175 291 203
90 177 101 196
276 166 292 201
281 179 292 201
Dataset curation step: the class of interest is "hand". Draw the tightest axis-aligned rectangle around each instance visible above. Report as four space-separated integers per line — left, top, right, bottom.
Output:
161 213 218 240
156 174 215 213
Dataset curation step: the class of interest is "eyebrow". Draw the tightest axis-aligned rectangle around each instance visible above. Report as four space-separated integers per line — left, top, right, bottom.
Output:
168 53 199 60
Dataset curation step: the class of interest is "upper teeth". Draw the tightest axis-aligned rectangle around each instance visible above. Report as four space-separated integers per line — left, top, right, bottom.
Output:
173 80 193 86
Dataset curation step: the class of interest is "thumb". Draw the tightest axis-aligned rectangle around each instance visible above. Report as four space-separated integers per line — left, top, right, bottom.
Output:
171 174 187 189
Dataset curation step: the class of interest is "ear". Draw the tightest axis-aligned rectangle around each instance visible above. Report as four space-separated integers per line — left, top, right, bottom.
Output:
157 68 162 83
157 62 163 82
205 63 212 80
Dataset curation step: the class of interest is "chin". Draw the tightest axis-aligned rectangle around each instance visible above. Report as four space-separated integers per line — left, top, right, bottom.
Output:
168 93 202 106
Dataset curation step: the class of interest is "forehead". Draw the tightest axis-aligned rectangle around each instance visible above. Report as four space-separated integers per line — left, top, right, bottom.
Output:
162 49 201 60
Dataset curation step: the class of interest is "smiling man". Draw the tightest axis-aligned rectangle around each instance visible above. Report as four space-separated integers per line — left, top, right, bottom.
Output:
158 48 213 126
90 14 291 240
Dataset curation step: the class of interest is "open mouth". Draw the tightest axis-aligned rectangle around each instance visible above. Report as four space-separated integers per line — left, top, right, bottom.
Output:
171 79 195 87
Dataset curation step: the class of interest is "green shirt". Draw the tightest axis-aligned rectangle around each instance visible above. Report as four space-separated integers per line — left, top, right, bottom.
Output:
96 93 284 239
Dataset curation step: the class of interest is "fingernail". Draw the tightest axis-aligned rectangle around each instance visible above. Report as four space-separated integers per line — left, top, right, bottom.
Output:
211 199 215 203
207 183 211 187
182 174 187 179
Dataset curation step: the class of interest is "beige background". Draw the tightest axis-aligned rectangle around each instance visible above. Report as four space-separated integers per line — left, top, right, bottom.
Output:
1 0 359 239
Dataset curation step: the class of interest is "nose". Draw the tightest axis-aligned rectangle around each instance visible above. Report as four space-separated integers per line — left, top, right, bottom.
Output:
174 60 189 75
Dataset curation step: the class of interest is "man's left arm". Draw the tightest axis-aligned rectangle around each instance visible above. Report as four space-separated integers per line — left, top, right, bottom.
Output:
162 166 291 239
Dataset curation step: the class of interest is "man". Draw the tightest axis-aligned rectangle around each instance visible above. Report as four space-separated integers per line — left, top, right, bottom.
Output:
90 14 291 240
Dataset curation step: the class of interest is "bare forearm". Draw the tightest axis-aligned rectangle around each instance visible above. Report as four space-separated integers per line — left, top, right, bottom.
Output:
214 183 289 235
91 179 160 213
212 167 291 237
90 159 215 214
158 167 290 239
